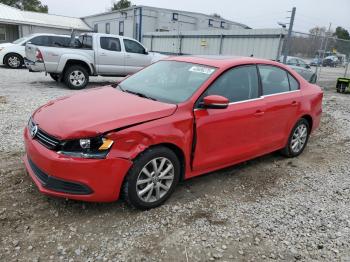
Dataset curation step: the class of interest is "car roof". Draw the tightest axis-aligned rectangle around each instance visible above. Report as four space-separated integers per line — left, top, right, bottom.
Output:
166 55 287 70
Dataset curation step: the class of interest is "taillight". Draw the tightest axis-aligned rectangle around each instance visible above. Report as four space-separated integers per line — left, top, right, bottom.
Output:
35 49 44 62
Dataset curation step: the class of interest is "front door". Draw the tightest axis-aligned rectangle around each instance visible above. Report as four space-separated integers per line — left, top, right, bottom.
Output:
193 65 266 171
123 39 152 74
97 36 125 76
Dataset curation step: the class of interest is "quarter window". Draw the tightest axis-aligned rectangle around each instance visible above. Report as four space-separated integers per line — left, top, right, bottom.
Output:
100 37 121 52
288 73 300 91
259 65 290 95
204 65 259 103
123 39 145 54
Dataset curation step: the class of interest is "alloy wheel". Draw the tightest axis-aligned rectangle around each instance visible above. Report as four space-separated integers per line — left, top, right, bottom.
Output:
8 56 21 68
136 157 175 203
69 70 86 87
291 123 308 153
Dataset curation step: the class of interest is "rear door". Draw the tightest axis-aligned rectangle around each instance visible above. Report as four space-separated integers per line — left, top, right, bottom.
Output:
96 36 125 75
193 65 267 171
258 65 301 150
123 39 152 74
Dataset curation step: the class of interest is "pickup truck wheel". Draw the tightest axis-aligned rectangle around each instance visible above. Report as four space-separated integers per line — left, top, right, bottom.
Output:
49 73 60 82
5 54 23 69
64 65 89 90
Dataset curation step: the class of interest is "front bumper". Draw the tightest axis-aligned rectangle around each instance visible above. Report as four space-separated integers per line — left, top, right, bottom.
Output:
23 127 133 202
24 59 45 72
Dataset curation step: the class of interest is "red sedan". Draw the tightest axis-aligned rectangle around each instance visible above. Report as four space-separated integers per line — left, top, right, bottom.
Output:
24 56 323 209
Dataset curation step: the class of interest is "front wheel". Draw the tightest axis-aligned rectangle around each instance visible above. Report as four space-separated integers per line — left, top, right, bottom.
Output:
122 146 181 210
63 65 89 90
5 54 23 69
281 118 310 157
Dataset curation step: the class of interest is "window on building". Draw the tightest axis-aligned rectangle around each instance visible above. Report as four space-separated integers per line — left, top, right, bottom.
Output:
119 21 124 36
204 65 259 103
221 21 226 29
123 39 146 54
105 23 110 34
172 13 179 21
258 65 290 95
100 37 121 52
208 19 214 27
94 24 98 33
0 25 6 41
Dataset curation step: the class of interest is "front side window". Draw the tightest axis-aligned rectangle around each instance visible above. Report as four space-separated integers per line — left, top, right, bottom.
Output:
105 23 110 34
30 36 50 46
259 65 290 95
204 65 259 103
100 37 121 52
123 39 145 54
0 25 5 41
119 61 216 104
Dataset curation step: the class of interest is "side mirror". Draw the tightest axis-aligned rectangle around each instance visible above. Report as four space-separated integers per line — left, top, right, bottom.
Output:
201 95 229 109
144 48 149 55
305 65 311 69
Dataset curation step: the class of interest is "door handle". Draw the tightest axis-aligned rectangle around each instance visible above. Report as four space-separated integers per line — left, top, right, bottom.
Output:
100 53 107 56
254 110 265 117
291 101 298 106
126 55 131 58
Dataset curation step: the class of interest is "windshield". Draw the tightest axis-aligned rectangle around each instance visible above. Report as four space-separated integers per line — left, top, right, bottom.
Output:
119 61 216 104
13 37 28 44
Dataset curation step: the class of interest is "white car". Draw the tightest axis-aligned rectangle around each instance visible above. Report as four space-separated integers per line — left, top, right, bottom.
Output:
0 34 71 69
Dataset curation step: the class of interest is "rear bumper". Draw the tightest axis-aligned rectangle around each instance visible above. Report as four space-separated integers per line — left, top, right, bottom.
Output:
25 59 45 72
23 127 133 202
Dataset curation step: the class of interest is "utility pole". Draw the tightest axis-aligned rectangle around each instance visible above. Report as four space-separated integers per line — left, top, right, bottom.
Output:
283 7 296 64
317 23 332 82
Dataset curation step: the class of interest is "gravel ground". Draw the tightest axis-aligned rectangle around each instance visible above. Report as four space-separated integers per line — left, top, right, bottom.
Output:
0 67 350 262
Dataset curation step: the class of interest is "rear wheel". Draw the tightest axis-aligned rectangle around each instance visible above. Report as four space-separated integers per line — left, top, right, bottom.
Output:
122 146 180 210
281 118 310 157
63 65 89 90
5 54 23 69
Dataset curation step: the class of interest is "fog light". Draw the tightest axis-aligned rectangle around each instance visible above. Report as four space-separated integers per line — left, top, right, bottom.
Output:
80 139 91 149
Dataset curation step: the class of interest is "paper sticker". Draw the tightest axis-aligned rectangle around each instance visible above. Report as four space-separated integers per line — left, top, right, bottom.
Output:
189 66 215 75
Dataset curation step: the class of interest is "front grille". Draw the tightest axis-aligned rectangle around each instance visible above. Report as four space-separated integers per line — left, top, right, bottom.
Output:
28 118 61 150
28 158 93 195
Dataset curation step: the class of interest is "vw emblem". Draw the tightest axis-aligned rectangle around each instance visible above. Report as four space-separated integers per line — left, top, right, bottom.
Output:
30 124 38 138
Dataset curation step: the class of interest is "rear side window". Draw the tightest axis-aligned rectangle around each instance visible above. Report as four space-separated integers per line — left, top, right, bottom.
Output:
100 37 121 52
288 73 300 91
259 65 290 95
50 36 70 47
204 65 259 103
123 39 145 54
78 35 93 49
30 36 50 46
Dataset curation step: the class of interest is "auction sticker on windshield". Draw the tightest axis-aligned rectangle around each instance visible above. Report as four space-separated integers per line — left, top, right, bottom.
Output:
189 66 215 75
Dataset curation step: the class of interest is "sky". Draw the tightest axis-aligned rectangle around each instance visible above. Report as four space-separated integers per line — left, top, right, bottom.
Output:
41 0 350 33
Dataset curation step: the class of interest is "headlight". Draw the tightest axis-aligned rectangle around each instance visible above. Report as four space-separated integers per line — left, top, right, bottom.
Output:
58 136 114 159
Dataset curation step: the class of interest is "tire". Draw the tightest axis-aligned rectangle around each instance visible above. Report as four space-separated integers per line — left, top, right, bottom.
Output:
63 65 89 90
281 118 310 158
4 54 23 69
122 146 181 210
49 73 60 82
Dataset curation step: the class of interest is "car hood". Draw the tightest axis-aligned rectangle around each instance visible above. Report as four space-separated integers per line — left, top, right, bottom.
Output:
0 43 14 49
32 86 177 140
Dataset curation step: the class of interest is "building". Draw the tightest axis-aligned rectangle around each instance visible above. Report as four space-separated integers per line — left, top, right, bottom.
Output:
83 5 250 42
0 3 91 43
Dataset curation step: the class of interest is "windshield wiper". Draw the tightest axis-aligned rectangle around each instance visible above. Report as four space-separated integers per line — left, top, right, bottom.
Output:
118 86 157 101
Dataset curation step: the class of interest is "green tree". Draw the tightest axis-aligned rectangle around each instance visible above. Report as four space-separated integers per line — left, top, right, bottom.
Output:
333 26 350 40
111 0 131 11
0 0 48 13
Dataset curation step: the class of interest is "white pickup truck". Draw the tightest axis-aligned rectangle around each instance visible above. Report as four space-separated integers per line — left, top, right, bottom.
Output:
25 33 167 89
